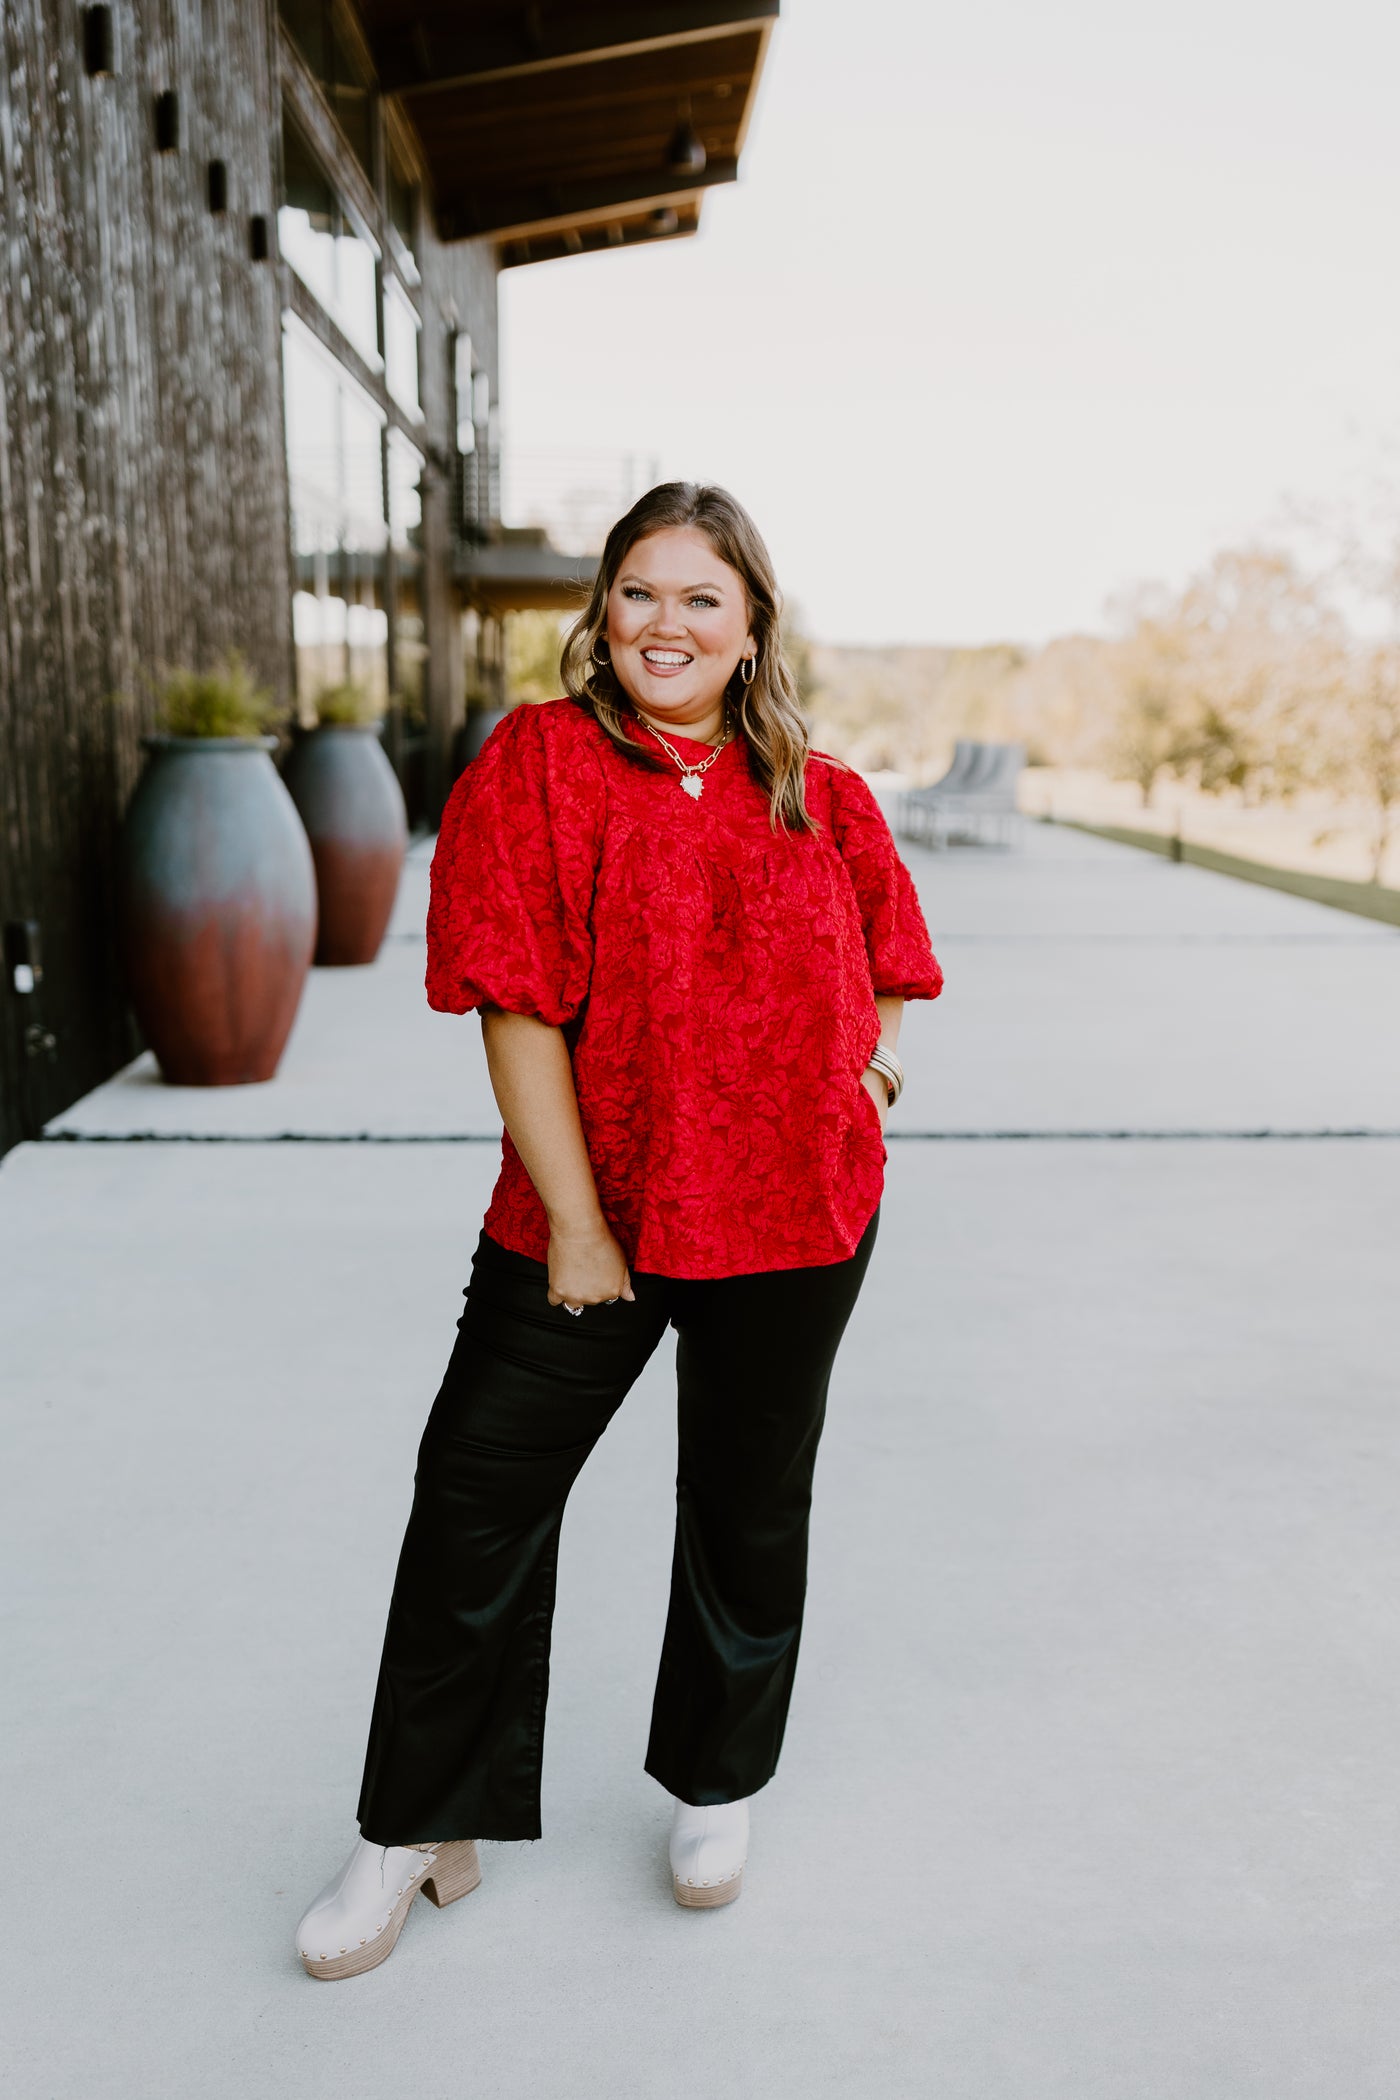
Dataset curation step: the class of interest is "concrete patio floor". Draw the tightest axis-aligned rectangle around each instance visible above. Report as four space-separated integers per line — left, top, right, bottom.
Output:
6 816 1400 2097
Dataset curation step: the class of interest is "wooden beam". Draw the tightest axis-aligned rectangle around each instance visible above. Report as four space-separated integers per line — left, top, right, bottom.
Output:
498 201 701 268
369 1 779 97
729 14 776 159
400 33 760 198
437 157 737 243
454 542 598 616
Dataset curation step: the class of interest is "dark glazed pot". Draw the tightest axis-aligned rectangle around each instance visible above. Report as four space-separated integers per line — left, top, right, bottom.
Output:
448 709 510 787
118 735 317 1085
282 725 408 966
464 708 509 761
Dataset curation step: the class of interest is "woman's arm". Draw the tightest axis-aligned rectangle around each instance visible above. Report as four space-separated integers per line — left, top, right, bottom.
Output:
479 1007 635 1306
859 995 905 1133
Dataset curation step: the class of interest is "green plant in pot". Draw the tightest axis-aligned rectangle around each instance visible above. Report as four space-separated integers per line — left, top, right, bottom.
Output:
283 679 408 967
115 651 317 1085
312 680 384 729
156 652 285 739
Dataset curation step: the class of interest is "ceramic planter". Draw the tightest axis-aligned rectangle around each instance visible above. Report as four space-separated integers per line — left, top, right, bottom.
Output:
282 725 408 966
117 734 317 1085
455 709 510 776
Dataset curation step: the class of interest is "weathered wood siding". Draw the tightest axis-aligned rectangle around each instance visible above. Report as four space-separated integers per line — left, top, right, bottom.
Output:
0 0 292 1151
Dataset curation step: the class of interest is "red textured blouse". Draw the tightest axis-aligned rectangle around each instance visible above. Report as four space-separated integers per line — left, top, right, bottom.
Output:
426 697 943 1279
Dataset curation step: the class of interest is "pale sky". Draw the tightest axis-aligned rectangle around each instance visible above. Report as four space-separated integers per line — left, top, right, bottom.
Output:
499 0 1400 647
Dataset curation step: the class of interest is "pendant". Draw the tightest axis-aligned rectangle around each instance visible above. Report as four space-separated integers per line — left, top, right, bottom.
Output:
681 774 704 799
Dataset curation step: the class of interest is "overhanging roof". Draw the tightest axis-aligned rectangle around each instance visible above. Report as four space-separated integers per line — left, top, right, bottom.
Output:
455 538 598 616
358 2 778 264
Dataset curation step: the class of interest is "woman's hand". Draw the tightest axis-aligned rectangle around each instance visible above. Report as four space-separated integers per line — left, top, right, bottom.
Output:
860 1066 890 1135
547 1215 636 1308
479 1009 633 1309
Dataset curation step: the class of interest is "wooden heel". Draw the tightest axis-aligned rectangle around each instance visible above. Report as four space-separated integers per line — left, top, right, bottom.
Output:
673 1866 743 1910
420 1839 482 1908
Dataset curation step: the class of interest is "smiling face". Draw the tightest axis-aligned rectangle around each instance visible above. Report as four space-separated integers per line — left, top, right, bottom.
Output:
604 526 756 739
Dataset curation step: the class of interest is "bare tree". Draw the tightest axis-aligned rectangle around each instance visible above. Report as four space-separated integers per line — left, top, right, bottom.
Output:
1332 523 1400 881
1323 640 1400 882
1176 548 1334 803
1107 635 1192 805
1098 581 1196 806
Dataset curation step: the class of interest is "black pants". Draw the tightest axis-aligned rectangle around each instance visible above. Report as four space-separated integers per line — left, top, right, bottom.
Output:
356 1207 879 1844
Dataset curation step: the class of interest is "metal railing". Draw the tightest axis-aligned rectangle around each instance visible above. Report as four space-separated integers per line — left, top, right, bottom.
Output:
499 447 662 556
456 441 501 544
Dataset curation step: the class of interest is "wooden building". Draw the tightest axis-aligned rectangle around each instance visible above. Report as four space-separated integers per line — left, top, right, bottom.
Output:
0 0 777 1155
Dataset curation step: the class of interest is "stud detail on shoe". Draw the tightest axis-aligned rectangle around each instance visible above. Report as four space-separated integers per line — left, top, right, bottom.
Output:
668 1798 749 1911
294 1836 482 1981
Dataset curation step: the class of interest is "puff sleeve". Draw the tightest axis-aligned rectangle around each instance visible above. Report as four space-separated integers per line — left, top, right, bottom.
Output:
426 702 604 1025
825 762 944 1000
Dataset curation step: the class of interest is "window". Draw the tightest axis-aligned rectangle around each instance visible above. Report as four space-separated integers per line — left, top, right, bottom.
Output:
387 429 423 554
387 149 419 282
387 430 426 724
279 115 381 370
283 315 389 714
453 333 475 453
383 279 422 420
275 6 439 763
278 0 374 184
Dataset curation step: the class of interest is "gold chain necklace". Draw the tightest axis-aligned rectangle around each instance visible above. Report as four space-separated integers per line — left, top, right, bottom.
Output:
634 711 734 799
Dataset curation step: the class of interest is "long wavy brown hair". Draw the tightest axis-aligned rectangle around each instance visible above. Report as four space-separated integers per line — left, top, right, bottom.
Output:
560 482 819 834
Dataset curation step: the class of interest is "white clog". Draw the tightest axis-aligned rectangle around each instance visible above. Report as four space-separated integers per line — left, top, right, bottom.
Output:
295 1834 481 1979
669 1796 749 1909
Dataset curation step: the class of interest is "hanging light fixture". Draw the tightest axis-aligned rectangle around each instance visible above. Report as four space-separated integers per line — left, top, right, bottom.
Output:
666 101 706 175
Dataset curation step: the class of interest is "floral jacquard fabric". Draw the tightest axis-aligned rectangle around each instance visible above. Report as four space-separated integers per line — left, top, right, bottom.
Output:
426 697 943 1279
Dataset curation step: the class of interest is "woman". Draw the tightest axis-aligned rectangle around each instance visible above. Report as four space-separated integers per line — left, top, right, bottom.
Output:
295 483 942 1979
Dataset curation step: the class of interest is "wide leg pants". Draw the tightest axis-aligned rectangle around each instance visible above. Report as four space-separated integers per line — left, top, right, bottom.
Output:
355 1206 879 1844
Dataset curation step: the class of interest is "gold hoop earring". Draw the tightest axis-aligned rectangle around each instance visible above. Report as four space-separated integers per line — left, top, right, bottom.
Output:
591 636 612 666
740 654 757 685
